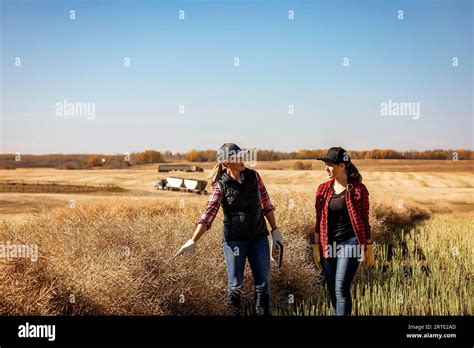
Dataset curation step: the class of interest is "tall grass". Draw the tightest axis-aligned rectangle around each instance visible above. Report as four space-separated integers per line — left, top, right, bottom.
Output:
274 213 472 315
0 193 471 315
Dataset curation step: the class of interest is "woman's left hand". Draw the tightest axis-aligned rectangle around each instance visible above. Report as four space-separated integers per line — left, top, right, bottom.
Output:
270 228 283 251
363 243 375 267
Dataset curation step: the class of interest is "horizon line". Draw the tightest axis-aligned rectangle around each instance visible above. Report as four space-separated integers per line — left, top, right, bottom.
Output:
1 148 473 157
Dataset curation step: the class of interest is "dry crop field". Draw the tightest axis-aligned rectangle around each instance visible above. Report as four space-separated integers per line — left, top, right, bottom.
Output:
0 159 472 315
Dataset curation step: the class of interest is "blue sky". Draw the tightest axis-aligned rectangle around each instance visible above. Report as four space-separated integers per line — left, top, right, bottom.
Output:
1 0 472 154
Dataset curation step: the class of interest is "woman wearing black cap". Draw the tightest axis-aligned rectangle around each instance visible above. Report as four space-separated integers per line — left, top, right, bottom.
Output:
312 147 374 316
176 143 283 315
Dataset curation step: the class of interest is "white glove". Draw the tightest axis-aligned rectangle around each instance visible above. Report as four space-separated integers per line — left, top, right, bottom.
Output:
270 228 283 252
175 239 196 257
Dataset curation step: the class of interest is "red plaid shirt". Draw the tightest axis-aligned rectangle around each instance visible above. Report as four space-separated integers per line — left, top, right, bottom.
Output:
315 178 371 258
197 170 275 229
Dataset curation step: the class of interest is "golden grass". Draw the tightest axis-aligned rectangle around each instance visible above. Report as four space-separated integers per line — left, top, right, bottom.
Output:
0 161 472 315
276 212 473 315
1 191 469 316
1 163 473 218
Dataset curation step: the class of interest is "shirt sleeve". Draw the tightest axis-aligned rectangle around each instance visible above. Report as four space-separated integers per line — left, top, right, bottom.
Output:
314 186 323 243
311 184 326 245
255 171 275 214
361 185 371 240
196 182 223 230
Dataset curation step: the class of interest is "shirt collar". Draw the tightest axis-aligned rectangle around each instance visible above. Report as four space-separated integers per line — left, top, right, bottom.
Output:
223 168 244 182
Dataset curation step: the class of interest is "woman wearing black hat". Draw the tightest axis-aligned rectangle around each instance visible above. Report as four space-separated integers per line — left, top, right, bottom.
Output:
176 143 283 315
312 147 374 316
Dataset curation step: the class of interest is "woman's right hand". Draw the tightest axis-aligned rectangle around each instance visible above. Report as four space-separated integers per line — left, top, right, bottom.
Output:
175 223 208 257
175 239 196 257
311 243 321 267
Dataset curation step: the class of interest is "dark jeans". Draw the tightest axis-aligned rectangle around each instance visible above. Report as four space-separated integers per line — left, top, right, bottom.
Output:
321 236 360 316
222 234 270 315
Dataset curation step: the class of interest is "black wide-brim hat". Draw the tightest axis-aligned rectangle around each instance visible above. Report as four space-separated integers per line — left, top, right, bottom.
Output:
317 147 351 164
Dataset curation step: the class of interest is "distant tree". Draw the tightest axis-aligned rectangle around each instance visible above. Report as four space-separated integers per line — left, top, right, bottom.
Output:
84 155 102 168
186 149 200 162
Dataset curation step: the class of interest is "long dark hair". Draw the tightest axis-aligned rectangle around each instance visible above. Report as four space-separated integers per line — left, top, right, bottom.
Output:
345 161 362 184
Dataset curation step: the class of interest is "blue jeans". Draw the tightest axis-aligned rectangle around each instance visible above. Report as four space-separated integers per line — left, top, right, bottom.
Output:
222 235 270 315
321 236 360 316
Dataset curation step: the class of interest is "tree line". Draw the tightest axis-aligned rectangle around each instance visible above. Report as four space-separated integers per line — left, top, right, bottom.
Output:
0 148 471 169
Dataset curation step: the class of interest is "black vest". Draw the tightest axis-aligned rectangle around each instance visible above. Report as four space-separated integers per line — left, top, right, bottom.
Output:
217 168 269 241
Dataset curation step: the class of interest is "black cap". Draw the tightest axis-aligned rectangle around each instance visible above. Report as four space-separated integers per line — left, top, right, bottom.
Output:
217 143 249 162
316 147 351 164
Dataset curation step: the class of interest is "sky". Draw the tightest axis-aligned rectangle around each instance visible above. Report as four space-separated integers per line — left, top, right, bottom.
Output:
1 0 472 154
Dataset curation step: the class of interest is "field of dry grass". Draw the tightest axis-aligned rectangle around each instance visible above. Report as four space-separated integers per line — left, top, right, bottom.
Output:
0 160 472 315
1 160 472 221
